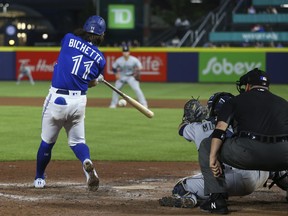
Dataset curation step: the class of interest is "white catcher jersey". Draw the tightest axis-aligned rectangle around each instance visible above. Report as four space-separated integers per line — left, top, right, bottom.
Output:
183 120 215 150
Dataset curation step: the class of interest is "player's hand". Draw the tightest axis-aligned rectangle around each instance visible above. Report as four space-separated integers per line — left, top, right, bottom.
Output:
210 156 222 177
96 74 104 82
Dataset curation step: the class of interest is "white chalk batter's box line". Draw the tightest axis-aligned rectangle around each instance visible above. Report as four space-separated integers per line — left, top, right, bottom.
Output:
0 182 83 188
0 182 85 202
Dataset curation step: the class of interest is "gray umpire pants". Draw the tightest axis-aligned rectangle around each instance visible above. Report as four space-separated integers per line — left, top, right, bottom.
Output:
198 137 288 195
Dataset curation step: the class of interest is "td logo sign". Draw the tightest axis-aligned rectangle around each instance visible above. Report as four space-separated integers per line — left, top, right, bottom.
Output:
199 52 266 82
108 5 135 29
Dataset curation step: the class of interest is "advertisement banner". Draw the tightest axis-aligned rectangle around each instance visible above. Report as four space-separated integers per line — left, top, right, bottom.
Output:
16 51 58 80
108 4 135 29
104 51 167 82
209 32 288 42
199 52 266 82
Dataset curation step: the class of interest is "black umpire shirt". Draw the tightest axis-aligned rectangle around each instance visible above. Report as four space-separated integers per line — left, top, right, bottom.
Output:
218 88 288 135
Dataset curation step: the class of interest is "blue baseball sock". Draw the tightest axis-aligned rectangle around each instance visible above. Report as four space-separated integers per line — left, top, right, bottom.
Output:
70 143 91 164
35 140 55 179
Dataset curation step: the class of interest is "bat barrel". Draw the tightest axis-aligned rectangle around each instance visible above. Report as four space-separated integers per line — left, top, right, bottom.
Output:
102 79 154 118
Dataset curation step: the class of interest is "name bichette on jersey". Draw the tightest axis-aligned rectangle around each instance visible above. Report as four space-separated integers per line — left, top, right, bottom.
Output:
68 38 103 64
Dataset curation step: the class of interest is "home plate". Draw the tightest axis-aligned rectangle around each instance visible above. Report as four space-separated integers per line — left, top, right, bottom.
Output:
113 185 156 190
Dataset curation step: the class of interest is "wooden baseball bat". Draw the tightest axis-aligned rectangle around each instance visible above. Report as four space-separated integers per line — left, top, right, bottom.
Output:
102 79 154 118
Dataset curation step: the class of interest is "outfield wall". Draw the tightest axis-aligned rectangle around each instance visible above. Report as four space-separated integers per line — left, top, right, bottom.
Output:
0 47 287 84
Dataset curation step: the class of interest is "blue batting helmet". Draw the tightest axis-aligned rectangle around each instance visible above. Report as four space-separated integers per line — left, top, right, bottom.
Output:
83 15 106 35
207 92 234 117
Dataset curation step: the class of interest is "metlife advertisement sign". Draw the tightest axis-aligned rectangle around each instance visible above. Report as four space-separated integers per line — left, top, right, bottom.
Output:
199 52 266 82
104 51 167 82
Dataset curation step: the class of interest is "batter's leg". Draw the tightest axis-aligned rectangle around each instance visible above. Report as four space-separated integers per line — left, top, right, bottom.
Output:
36 92 65 184
64 95 86 155
35 140 55 179
66 120 89 164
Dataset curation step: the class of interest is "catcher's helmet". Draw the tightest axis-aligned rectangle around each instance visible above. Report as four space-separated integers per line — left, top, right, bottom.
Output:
208 92 234 117
83 15 106 35
236 68 270 93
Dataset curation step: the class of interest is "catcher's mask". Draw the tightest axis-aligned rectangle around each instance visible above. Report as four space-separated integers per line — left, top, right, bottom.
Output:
236 68 270 93
208 92 234 117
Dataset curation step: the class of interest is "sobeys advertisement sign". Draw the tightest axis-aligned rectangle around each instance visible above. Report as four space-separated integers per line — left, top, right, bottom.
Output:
199 52 266 82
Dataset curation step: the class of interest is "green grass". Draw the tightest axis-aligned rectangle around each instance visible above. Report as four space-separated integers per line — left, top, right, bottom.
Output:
0 81 287 162
2 81 288 100
0 106 197 162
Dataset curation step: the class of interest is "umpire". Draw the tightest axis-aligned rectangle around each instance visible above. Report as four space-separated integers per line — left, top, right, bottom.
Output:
198 68 288 214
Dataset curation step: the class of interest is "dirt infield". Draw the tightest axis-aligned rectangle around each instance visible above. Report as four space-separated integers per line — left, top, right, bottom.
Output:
0 161 287 216
0 97 287 216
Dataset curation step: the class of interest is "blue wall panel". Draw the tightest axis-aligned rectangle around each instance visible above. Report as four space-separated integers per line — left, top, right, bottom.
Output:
266 53 288 84
167 52 198 82
0 52 15 80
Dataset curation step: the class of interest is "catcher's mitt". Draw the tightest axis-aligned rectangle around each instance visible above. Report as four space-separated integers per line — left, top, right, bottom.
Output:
182 97 208 123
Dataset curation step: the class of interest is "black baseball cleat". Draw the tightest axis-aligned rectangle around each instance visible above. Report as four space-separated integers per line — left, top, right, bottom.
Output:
200 193 228 214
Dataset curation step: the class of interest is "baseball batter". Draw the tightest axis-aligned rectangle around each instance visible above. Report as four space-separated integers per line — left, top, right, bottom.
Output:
34 15 106 191
159 92 270 207
109 46 148 108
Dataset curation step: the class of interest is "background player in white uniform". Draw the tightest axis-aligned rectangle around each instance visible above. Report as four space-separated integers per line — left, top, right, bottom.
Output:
159 92 270 208
34 15 106 191
109 46 148 108
16 60 35 85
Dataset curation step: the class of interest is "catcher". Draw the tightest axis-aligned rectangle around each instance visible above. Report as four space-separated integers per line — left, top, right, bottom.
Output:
159 92 275 208
109 45 148 108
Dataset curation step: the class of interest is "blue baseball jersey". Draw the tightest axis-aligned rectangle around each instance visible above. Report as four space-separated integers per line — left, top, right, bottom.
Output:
52 33 106 91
